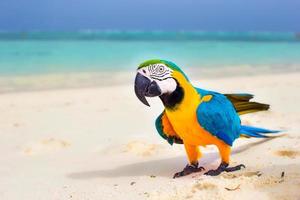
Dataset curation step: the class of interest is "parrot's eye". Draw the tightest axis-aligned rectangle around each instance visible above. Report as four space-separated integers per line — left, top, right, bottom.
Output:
142 69 146 74
158 66 164 73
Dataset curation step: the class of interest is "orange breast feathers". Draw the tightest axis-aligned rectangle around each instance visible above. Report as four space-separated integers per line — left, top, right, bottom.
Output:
161 112 179 137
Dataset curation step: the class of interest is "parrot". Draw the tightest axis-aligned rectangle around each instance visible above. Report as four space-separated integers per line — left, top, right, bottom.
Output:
134 59 280 178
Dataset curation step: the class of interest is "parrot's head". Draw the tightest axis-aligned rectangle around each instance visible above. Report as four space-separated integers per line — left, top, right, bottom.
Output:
134 59 189 107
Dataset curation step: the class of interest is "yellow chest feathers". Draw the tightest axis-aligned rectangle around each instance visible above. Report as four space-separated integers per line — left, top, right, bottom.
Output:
164 71 216 145
165 92 213 145
165 94 212 132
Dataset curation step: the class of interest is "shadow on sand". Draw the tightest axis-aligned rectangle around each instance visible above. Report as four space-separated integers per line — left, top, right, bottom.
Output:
67 138 275 179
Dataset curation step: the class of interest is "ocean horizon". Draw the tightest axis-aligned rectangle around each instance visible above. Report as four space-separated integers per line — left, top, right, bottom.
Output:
1 31 300 41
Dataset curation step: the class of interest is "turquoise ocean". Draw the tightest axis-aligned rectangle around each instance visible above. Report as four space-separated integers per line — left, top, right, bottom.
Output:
0 31 299 91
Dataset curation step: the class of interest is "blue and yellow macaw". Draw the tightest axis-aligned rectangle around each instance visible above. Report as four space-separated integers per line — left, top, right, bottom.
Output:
134 59 279 178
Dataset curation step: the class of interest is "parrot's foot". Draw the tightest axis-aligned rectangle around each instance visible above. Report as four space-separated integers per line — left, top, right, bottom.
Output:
204 162 245 176
173 163 205 178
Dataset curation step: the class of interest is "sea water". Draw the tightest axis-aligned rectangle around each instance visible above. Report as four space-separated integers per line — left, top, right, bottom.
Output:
0 31 299 91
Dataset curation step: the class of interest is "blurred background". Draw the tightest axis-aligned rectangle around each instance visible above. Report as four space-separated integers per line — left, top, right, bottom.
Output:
0 0 299 92
1 1 300 199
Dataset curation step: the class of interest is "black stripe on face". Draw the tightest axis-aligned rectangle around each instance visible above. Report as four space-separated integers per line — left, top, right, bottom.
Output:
150 71 171 78
150 76 174 81
149 65 154 73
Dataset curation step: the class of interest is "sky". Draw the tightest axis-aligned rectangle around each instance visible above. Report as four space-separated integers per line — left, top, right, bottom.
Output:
0 0 299 32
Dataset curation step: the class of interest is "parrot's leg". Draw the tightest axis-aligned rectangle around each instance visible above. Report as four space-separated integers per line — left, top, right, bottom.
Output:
205 143 245 176
173 144 205 178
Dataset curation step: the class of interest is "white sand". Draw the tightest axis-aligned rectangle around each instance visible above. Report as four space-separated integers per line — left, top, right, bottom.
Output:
0 72 299 200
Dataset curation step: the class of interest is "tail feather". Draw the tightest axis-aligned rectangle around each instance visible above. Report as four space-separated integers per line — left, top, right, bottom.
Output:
225 93 254 101
225 93 270 115
240 125 281 138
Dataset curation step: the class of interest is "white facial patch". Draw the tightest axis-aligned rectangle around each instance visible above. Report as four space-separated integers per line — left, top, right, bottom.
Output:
137 63 177 95
156 77 177 94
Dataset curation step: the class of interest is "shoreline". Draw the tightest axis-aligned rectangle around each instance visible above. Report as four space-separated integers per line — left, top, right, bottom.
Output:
0 65 299 94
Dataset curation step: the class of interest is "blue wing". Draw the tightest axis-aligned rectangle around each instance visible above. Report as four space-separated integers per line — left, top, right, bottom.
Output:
195 88 241 146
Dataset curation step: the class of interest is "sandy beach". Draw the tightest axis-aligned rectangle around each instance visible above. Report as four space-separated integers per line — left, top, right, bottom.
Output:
0 72 299 200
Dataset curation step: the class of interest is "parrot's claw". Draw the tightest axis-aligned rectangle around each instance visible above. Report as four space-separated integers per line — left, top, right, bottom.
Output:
173 163 205 178
204 162 246 176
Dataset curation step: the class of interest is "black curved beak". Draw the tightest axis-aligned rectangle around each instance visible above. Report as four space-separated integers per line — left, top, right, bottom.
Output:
134 73 162 106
